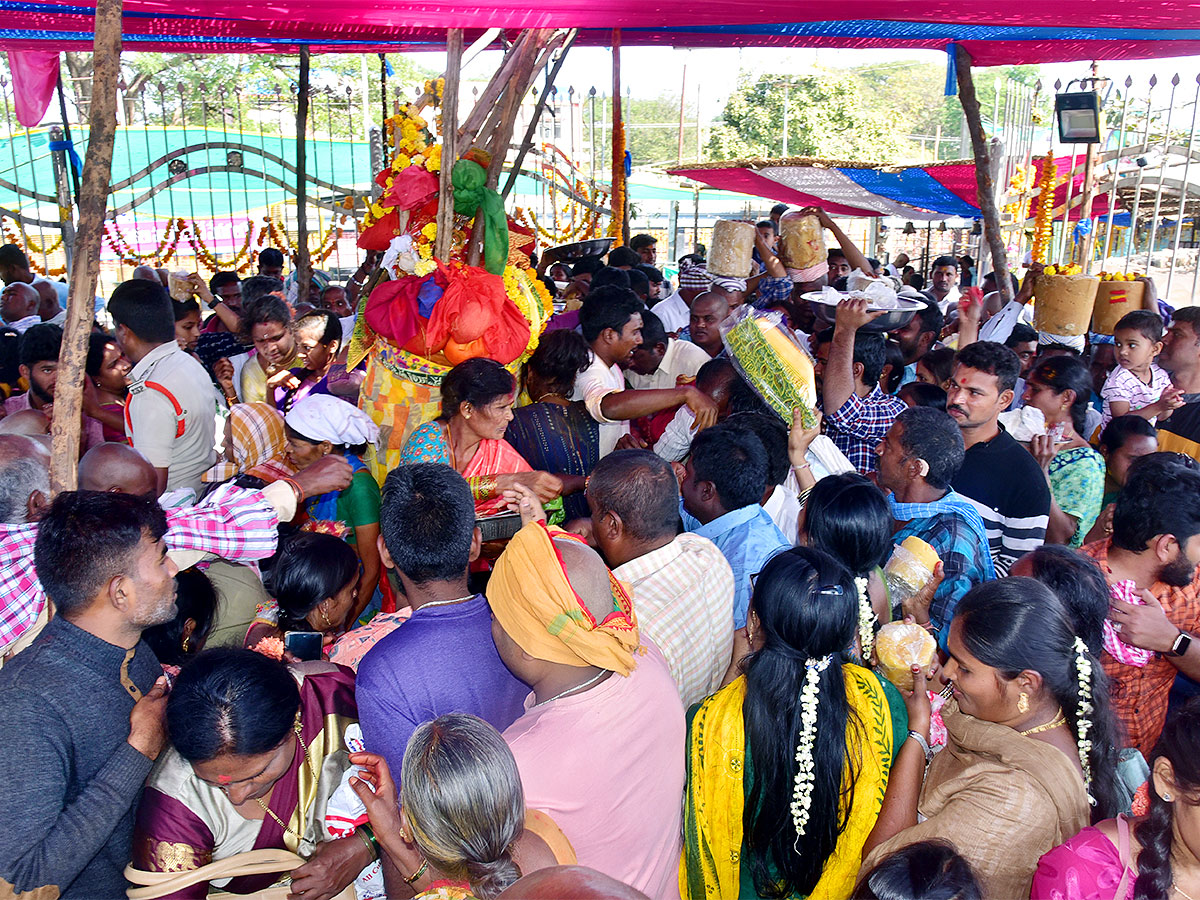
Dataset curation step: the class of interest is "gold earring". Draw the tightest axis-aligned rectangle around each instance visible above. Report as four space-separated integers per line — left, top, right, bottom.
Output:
1017 692 1030 714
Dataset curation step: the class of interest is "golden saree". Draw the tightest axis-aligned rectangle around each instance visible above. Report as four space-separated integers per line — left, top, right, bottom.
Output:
681 666 900 900
132 665 357 898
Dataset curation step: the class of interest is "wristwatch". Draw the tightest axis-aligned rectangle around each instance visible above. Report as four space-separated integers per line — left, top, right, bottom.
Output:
1169 631 1193 658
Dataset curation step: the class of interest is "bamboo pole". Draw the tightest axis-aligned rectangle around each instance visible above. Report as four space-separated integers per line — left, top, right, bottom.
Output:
294 47 312 300
50 0 123 494
435 29 463 263
501 30 578 200
611 28 629 245
955 47 1014 304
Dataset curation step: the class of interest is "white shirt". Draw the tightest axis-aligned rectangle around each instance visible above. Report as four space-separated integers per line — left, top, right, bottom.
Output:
126 341 220 493
763 481 801 546
626 338 710 391
571 350 629 457
651 292 689 334
924 285 961 315
654 406 698 462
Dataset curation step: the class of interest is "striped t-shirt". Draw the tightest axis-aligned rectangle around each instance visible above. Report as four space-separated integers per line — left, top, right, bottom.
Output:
951 426 1051 575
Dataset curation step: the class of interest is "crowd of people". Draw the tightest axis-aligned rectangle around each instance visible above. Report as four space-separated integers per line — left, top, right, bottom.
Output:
2 204 1200 900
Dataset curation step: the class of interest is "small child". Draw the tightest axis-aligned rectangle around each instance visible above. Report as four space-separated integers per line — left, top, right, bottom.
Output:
1101 309 1181 427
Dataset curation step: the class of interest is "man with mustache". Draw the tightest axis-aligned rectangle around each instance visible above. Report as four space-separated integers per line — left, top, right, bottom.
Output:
1081 453 1200 756
946 341 1050 575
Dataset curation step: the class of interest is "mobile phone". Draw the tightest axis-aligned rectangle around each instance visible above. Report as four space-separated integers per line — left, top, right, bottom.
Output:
284 630 323 662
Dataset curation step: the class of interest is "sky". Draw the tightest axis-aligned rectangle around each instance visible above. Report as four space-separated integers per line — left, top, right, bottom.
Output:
420 44 1200 130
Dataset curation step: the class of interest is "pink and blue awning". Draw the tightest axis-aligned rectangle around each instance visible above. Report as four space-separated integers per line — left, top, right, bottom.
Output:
0 0 1198 64
669 155 1114 220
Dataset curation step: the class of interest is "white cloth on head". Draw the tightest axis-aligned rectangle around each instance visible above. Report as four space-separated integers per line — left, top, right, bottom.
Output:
710 275 747 293
1037 331 1086 353
286 393 380 447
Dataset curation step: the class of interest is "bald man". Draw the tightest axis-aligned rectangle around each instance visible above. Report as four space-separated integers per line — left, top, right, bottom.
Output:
685 292 730 358
78 443 158 497
498 866 650 899
33 281 62 323
1 282 39 332
0 409 49 436
488 524 685 898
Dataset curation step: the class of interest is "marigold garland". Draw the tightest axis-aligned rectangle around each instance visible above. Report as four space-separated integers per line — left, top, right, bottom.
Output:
1031 153 1058 265
608 116 627 247
1 216 67 274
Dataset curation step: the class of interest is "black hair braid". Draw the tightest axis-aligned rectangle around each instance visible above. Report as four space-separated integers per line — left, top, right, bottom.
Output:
1133 795 1175 900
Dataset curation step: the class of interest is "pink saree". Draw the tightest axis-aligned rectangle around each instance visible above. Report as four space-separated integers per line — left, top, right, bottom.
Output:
398 419 532 515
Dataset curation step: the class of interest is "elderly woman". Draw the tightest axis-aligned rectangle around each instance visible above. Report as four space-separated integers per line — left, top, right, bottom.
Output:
284 394 381 621
131 649 368 899
505 330 595 520
684 547 906 900
862 579 1122 898
201 401 295 489
399 358 563 515
1023 356 1106 547
349 714 565 899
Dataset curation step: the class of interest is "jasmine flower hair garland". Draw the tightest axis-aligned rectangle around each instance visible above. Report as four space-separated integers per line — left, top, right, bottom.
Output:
791 654 834 848
855 575 874 662
1073 636 1096 805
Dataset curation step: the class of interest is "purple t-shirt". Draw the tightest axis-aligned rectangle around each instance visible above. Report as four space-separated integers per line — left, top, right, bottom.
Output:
356 594 529 776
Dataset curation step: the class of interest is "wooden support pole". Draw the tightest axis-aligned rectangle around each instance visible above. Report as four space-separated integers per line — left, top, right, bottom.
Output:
956 47 1014 304
501 30 578 200
435 29 463 263
49 0 122 494
1075 62 1102 271
611 28 629 245
294 46 312 300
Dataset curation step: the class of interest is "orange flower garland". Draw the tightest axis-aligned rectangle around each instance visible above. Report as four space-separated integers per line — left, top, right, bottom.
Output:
1031 153 1058 265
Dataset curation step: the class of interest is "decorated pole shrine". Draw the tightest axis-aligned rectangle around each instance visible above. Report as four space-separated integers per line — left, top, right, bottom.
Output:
350 28 573 477
49 0 123 493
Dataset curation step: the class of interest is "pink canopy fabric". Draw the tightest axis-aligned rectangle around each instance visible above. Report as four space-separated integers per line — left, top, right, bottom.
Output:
669 156 1114 220
1 1 1199 65
7 50 58 127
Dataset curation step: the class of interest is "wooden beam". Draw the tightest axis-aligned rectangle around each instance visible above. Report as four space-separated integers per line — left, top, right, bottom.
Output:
501 30 577 200
435 29 463 263
955 47 1014 304
49 0 123 494
294 46 312 299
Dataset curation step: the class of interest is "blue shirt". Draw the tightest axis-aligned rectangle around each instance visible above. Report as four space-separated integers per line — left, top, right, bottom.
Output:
357 595 529 778
683 504 789 629
889 491 996 649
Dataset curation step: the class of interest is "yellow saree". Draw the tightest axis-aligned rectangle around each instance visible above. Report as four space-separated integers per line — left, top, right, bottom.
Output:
680 665 901 900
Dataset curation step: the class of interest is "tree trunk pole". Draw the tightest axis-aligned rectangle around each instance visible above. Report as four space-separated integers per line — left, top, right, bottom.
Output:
435 29 463 263
501 29 577 201
611 28 629 245
294 47 312 299
49 0 122 494
956 47 1014 304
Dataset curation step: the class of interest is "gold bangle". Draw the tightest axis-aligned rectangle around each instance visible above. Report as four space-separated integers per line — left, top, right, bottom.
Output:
470 476 498 501
402 858 428 886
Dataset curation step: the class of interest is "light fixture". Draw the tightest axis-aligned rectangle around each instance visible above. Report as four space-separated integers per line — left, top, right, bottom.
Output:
971 220 983 236
1054 90 1103 143
903 221 916 235
937 221 947 232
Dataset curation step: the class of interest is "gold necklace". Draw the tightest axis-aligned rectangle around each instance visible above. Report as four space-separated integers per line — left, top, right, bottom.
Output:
1019 710 1066 736
253 717 318 838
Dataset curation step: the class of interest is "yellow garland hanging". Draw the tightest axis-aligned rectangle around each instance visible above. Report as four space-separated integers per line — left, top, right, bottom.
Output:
103 217 186 265
187 220 258 274
9 219 63 256
1031 152 1058 265
1 218 67 275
